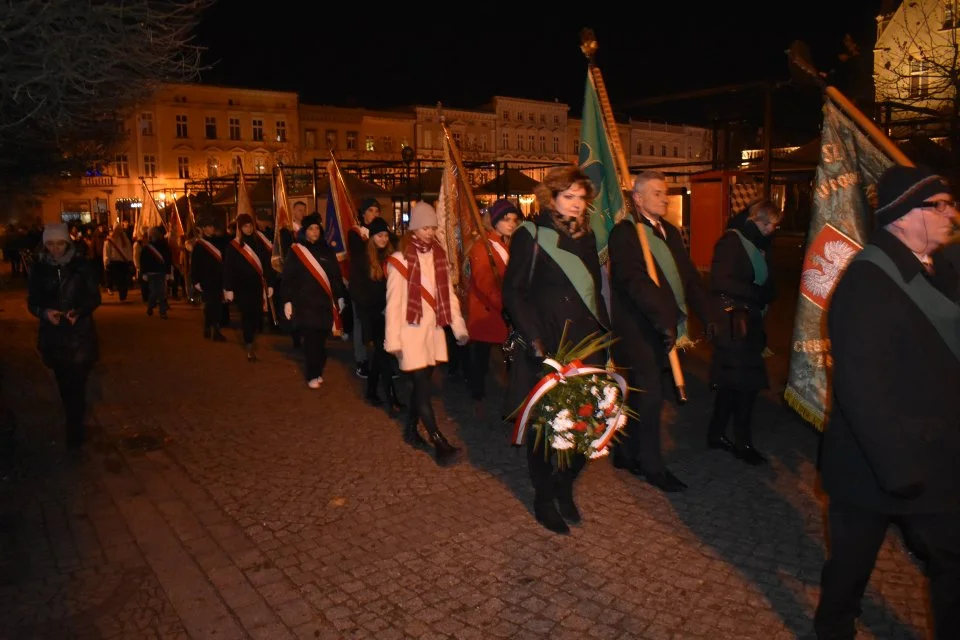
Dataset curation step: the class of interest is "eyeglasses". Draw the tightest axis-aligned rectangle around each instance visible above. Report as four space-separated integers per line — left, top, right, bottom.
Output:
919 199 956 213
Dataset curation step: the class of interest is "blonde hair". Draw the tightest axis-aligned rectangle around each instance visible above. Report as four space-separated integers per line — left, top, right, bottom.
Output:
534 165 595 211
747 199 783 225
367 231 395 281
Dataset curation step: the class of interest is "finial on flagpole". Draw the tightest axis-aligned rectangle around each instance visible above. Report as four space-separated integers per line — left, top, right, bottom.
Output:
580 28 598 64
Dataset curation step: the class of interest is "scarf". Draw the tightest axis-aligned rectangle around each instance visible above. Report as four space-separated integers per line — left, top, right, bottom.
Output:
404 236 452 327
550 209 590 239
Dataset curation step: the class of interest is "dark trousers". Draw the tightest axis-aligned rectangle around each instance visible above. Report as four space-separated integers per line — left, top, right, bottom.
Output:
527 434 586 506
107 262 130 300
169 267 184 298
301 327 330 380
468 341 493 401
146 273 168 314
707 387 758 445
201 288 223 330
815 502 960 639
617 367 666 475
221 302 232 327
53 364 91 444
408 367 439 435
444 327 470 379
238 298 262 345
139 273 149 302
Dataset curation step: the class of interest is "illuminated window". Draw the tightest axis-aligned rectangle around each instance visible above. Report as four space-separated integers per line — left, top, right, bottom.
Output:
143 155 157 178
909 58 930 98
140 112 154 136
365 136 375 152
207 157 219 178
114 154 129 178
346 131 357 150
276 120 287 143
254 157 266 174
177 156 190 179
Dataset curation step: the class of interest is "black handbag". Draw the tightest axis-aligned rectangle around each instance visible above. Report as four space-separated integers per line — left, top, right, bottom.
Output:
501 227 539 364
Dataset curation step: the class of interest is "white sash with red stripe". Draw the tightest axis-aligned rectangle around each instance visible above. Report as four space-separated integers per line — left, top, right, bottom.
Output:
256 230 273 251
197 238 222 262
106 237 132 262
232 239 268 310
489 238 509 269
291 244 343 336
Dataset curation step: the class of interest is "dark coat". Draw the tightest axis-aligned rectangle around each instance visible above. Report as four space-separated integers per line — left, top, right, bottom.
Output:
820 229 960 515
349 245 391 345
280 237 346 331
608 216 710 381
707 217 775 391
139 238 171 274
190 234 226 292
501 211 610 414
223 233 276 305
27 248 101 369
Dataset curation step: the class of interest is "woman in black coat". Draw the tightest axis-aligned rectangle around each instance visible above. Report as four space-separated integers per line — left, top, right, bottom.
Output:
706 200 782 464
223 213 276 362
27 223 101 448
502 165 610 535
281 213 346 388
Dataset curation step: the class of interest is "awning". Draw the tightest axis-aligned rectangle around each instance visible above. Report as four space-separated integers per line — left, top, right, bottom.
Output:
475 168 540 196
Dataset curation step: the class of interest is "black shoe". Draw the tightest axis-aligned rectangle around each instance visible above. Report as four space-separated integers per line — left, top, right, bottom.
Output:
159 312 168 320
246 348 257 362
734 444 767 466
556 496 581 525
430 432 461 467
212 331 227 342
645 469 688 492
146 307 154 316
403 419 426 446
355 361 369 379
387 381 406 413
534 501 570 535
366 393 383 407
612 455 644 476
707 435 735 452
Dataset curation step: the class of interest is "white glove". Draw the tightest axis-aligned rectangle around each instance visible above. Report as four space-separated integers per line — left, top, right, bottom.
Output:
267 287 274 298
194 283 202 292
142 275 148 282
284 302 293 320
224 290 234 302
359 227 370 240
455 332 469 346
337 297 346 313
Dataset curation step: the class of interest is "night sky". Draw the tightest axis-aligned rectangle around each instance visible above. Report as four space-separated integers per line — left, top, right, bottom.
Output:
193 3 883 143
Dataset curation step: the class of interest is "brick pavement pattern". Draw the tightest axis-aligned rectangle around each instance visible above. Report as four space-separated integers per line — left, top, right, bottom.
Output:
0 275 930 639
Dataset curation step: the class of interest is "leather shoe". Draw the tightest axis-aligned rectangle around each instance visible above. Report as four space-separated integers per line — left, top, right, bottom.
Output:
534 501 570 535
612 455 644 476
734 445 766 466
707 435 734 452
645 469 688 492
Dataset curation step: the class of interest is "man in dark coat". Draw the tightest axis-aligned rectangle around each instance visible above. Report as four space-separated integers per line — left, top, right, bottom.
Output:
607 170 714 492
140 225 172 319
190 216 228 341
814 165 960 639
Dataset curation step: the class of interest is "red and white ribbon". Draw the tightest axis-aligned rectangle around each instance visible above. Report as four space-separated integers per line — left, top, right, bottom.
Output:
511 358 629 456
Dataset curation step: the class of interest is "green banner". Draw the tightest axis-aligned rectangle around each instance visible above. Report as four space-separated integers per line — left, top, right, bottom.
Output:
578 73 623 261
784 98 894 430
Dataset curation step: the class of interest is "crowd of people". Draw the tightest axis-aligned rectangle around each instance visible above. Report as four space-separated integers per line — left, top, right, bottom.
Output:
18 162 960 639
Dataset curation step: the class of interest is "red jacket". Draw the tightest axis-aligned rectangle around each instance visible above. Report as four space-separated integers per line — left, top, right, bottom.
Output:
466 231 509 344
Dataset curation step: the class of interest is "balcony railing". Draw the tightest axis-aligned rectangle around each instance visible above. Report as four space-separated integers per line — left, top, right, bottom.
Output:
81 176 114 187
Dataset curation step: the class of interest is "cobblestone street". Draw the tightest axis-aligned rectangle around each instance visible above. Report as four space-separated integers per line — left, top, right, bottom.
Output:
0 264 931 639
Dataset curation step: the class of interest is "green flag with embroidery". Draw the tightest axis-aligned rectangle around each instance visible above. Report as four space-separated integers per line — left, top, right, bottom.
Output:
578 71 623 261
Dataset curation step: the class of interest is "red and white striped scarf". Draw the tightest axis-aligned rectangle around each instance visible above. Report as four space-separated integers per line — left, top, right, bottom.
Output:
404 237 452 327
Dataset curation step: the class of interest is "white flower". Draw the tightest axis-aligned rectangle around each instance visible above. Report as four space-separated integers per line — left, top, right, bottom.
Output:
550 409 574 433
598 384 619 411
615 413 627 430
588 447 610 459
590 386 600 398
552 434 575 450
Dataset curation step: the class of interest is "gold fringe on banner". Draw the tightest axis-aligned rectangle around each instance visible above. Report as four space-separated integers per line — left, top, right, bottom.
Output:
784 388 825 432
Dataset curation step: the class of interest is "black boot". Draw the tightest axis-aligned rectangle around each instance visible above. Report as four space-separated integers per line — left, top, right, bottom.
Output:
555 456 585 525
528 439 569 534
211 325 227 342
245 344 256 362
429 430 460 467
366 371 382 406
386 378 405 413
403 417 426 446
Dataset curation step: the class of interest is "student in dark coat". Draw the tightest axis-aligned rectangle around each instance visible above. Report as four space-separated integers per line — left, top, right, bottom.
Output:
190 216 228 341
706 200 782 464
502 165 610 535
281 213 346 388
223 213 276 361
814 165 960 640
607 170 715 492
140 225 172 319
27 223 101 448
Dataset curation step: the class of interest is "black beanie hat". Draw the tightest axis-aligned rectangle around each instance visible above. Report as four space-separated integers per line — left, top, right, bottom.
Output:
875 165 950 226
301 212 322 231
366 216 389 237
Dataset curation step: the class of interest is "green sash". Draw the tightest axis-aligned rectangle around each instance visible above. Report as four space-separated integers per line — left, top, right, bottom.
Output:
855 245 960 362
520 221 602 325
731 229 768 286
641 225 688 339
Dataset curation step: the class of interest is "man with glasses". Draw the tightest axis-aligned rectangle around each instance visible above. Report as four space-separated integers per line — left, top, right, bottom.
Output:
814 165 960 639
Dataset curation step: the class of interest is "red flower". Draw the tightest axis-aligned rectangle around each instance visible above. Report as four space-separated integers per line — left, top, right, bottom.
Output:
573 421 588 432
577 404 593 417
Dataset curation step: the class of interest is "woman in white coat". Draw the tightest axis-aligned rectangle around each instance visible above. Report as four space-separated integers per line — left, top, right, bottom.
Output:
385 202 469 466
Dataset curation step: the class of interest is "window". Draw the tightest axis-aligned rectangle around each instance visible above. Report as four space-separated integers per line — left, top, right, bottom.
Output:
275 120 287 143
503 110 509 121
573 139 580 155
466 134 475 150
424 130 432 149
540 114 546 125
326 130 337 150
909 58 930 98
479 136 486 151
254 157 266 174
528 135 535 151
177 156 190 179
143 155 157 178
207 157 219 178
140 112 154 136
502 132 509 149
516 133 522 150
649 144 655 156
636 141 643 155
528 113 535 123
453 132 461 147
553 115 560 126
304 129 317 149
673 145 679 158
114 154 129 178
516 111 522 121
205 117 217 139
383 136 393 152
365 135 375 152
553 136 560 153
175 114 188 138
539 135 546 152
661 144 667 156
688 146 693 159
944 0 956 29
252 119 264 142
229 117 241 140
346 131 357 150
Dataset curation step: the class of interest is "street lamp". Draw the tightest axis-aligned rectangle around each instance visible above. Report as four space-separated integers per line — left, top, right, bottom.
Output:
401 145 415 230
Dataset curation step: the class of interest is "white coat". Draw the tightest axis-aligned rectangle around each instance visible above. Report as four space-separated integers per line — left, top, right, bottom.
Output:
385 248 468 372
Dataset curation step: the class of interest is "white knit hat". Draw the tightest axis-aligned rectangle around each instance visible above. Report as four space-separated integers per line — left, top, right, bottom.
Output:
408 202 438 230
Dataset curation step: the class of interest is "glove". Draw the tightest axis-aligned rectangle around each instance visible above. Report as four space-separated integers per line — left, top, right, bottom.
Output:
194 283 202 292
284 302 293 320
359 227 370 240
224 290 234 302
662 327 677 354
531 338 546 359
455 331 469 346
267 287 274 298
142 275 149 282
887 482 925 500
337 297 346 313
